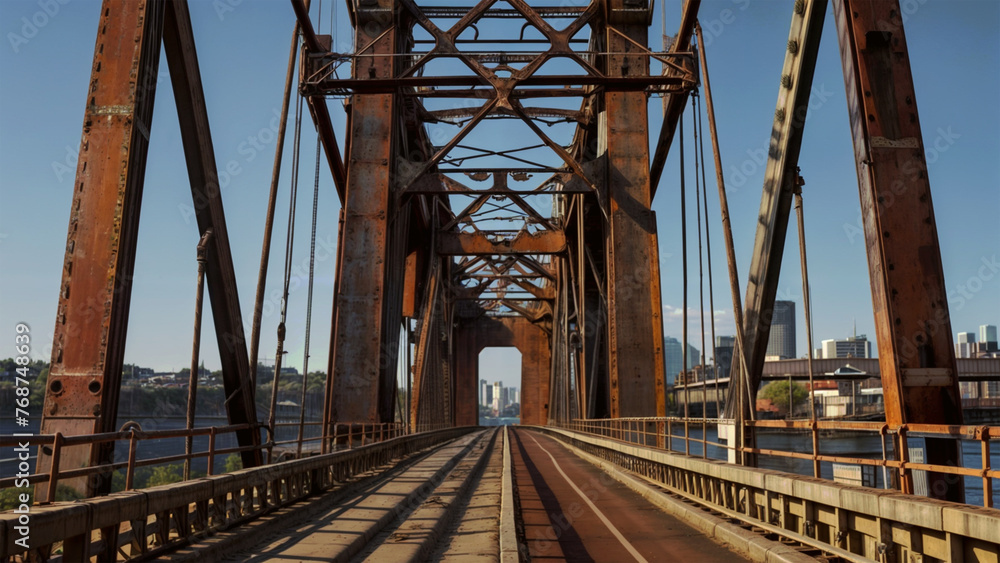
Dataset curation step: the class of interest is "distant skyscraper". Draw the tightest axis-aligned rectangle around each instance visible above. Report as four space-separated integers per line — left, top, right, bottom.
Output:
664 337 700 385
821 335 872 359
980 325 998 344
480 379 489 406
766 301 796 359
492 381 503 413
714 336 735 380
979 325 998 354
956 332 976 358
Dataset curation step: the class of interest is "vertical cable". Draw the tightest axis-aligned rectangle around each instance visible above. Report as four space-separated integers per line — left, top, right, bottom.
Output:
693 90 707 447
696 85 721 422
680 112 690 455
268 93 305 463
297 136 322 456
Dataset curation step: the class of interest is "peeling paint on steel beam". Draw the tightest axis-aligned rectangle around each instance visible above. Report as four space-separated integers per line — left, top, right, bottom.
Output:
437 230 567 255
37 0 165 500
603 13 667 419
832 0 964 502
327 2 396 424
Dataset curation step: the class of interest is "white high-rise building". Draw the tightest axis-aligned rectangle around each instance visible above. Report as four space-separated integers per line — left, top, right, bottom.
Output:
980 324 998 345
956 332 976 358
821 335 872 359
492 381 503 413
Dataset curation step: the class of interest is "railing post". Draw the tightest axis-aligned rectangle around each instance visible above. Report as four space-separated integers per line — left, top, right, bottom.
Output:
668 419 673 452
879 424 890 490
207 427 216 476
685 417 690 456
980 426 992 508
811 420 820 478
897 426 913 494
126 430 138 491
45 433 63 504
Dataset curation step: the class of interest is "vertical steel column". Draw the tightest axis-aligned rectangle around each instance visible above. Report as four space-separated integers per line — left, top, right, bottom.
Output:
454 328 479 427
521 321 553 425
728 0 826 428
162 0 261 468
409 259 440 430
832 0 964 502
37 0 165 499
326 2 396 424
603 2 667 417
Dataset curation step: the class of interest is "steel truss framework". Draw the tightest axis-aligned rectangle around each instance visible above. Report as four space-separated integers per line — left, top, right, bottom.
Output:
39 0 965 505
309 0 699 432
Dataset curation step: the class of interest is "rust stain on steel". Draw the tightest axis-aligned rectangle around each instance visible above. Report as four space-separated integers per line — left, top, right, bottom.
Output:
451 316 552 426
603 9 666 418
832 0 963 502
327 1 396 424
37 0 166 499
437 230 567 256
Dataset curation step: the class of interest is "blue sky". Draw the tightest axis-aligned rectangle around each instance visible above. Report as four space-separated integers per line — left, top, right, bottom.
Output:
1 0 997 393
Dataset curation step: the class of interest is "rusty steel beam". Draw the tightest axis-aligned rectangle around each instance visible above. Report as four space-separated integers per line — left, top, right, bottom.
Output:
603 2 667 418
290 0 347 200
37 0 166 500
728 0 827 423
327 1 397 424
437 230 566 255
648 0 700 195
304 72 692 94
832 0 964 502
162 0 262 469
409 260 440 431
450 316 552 425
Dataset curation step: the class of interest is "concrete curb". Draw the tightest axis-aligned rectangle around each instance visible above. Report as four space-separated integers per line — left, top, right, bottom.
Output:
499 426 519 563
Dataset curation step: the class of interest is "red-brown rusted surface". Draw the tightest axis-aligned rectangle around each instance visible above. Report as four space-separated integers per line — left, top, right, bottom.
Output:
510 428 747 562
452 316 552 426
437 230 567 256
326 0 396 424
832 0 964 502
604 7 667 418
37 0 165 499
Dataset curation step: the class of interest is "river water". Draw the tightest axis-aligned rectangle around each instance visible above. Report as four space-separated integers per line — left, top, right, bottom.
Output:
3 417 996 506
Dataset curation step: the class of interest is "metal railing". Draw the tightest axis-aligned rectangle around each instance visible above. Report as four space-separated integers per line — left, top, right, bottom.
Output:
0 427 473 561
0 420 424 504
558 417 999 508
535 425 1000 562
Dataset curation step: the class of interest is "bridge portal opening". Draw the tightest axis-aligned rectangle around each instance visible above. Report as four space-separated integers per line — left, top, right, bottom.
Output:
478 347 522 426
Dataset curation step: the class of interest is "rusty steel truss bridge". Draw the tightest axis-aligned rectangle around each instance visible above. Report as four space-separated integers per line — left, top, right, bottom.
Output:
2 0 999 562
